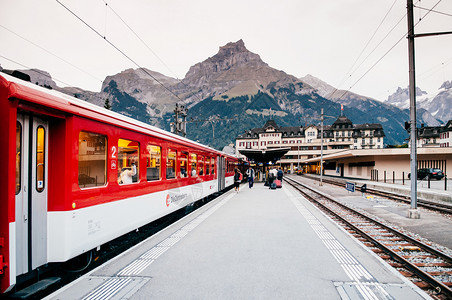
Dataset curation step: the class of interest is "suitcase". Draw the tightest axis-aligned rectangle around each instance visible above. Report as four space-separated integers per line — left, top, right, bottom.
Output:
274 179 282 188
270 182 277 189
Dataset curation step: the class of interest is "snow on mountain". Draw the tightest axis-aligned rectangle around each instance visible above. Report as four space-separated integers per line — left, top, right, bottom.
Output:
384 82 452 124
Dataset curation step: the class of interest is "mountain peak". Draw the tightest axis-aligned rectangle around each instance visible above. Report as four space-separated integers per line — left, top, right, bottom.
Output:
217 39 247 56
185 40 267 79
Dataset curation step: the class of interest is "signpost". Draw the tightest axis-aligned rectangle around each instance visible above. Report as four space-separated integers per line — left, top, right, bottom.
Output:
345 182 355 193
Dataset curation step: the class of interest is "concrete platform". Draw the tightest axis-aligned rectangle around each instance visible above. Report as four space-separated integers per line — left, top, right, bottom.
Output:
45 182 430 300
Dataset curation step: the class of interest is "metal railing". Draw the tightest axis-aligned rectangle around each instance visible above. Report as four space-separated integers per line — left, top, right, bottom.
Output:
371 170 450 191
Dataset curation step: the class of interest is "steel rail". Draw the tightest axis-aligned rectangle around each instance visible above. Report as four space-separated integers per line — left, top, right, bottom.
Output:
304 175 452 215
286 177 452 298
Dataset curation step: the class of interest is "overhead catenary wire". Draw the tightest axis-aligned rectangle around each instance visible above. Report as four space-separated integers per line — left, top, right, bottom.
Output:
323 0 444 118
335 0 399 91
100 0 178 80
1 55 74 88
414 4 452 17
99 0 213 105
55 0 183 102
0 24 104 84
0 54 113 105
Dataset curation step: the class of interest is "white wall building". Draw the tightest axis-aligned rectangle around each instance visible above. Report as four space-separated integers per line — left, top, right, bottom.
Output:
235 117 385 172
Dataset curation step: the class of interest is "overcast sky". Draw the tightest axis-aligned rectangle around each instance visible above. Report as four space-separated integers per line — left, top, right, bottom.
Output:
1 0 451 101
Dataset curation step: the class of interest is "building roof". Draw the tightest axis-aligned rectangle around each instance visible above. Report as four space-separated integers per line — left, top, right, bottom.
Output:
236 117 386 140
332 115 353 126
418 126 440 138
302 147 452 163
239 147 291 163
441 120 452 132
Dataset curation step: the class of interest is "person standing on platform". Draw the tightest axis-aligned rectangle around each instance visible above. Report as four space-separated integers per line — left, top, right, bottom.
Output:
277 167 284 182
246 166 255 188
234 168 242 192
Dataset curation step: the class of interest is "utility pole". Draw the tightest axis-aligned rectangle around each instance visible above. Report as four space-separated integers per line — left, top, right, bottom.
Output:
171 103 188 137
320 108 324 186
407 0 419 219
405 0 452 218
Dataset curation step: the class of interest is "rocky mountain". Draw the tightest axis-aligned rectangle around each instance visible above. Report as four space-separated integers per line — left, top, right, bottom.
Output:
20 69 57 89
300 74 428 144
383 83 452 124
13 39 439 149
178 40 311 105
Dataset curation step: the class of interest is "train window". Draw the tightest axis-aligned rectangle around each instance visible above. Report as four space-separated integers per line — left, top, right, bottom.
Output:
205 157 210 175
211 157 215 175
167 149 176 179
146 144 161 181
179 151 188 178
36 126 45 192
198 156 204 176
190 153 197 177
16 121 22 195
117 138 139 184
78 132 107 188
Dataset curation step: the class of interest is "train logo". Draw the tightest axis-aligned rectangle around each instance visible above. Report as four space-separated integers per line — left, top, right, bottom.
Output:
166 194 171 207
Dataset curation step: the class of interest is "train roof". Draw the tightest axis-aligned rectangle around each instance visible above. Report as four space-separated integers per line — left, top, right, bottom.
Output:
0 72 237 159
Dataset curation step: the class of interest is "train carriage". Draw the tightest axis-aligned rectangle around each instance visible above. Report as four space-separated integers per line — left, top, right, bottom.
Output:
0 72 239 293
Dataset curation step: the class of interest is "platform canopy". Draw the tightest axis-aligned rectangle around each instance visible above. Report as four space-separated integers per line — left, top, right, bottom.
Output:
239 148 290 164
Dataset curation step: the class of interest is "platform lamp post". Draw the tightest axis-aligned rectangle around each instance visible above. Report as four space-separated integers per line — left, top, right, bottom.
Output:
319 108 336 186
320 108 324 186
297 145 300 173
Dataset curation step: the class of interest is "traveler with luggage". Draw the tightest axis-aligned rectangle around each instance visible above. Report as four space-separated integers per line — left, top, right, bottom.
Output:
234 168 242 192
268 168 276 189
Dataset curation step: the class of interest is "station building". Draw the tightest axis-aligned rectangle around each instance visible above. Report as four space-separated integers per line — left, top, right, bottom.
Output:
235 116 385 172
410 120 452 148
236 118 452 180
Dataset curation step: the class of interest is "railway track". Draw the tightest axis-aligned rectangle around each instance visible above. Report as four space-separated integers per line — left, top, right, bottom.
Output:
285 177 452 300
307 175 452 215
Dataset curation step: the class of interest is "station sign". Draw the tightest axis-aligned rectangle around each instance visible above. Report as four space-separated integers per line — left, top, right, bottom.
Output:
345 182 355 192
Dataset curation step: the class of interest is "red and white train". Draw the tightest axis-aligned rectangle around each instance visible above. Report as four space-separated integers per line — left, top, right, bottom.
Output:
0 71 241 293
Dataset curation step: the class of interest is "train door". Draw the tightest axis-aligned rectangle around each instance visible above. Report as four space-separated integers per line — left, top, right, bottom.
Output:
217 156 225 191
15 114 48 276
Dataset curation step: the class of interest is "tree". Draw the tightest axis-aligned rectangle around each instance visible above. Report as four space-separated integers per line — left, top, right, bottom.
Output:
104 98 112 110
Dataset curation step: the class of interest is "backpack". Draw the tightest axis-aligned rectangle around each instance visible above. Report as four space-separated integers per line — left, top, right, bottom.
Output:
239 173 243 180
